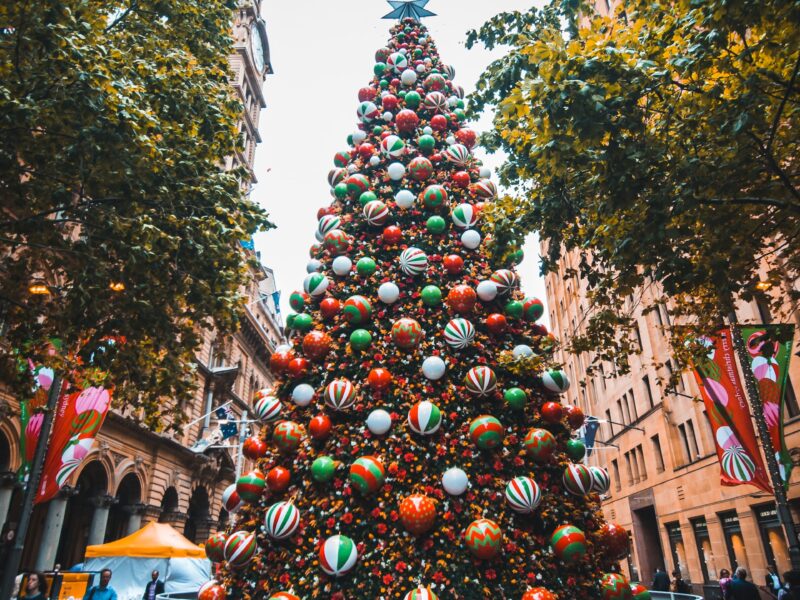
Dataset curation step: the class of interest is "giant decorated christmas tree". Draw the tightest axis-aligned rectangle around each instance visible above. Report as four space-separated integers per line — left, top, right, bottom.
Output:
201 12 640 600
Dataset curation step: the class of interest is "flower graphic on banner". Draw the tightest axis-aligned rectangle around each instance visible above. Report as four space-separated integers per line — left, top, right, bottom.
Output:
23 413 43 464
56 437 96 488
752 356 779 382
70 387 110 437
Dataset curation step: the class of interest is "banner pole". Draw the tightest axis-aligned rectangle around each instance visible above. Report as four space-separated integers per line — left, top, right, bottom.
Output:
0 373 63 599
731 325 800 571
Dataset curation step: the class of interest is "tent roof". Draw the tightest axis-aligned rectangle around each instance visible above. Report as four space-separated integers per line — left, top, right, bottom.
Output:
85 522 206 559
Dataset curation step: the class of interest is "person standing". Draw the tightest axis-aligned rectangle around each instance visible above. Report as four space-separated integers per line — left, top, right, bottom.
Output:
729 567 761 600
651 567 670 591
779 570 800 600
719 568 733 599
82 569 117 600
767 566 784 598
142 570 164 600
21 572 47 600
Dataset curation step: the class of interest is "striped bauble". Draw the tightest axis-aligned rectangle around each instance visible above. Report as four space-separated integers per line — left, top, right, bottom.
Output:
444 144 470 166
303 272 330 297
589 466 611 494
541 369 571 393
403 586 439 600
363 200 389 226
472 179 497 199
549 524 586 563
264 501 300 540
349 455 385 494
469 415 504 450
400 247 428 276
319 534 358 577
463 518 502 560
451 203 478 229
464 366 497 396
317 214 341 237
443 318 475 349
380 134 406 157
269 593 300 600
223 530 257 568
408 400 443 435
342 295 372 325
490 269 518 295
325 379 357 411
562 463 593 496
505 476 542 514
254 395 282 422
272 421 304 453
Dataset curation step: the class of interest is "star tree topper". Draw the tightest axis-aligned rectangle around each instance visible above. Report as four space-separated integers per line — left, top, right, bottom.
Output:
382 0 436 20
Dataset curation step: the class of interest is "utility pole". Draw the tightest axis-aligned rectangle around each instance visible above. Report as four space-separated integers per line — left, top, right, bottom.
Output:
730 326 800 571
0 374 63 599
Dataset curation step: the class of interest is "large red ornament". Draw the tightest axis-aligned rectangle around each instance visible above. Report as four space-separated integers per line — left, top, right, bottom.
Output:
598 522 631 561
382 94 399 111
566 405 585 430
242 436 268 460
455 128 477 148
540 401 563 424
399 494 437 536
302 331 332 361
367 368 392 391
286 357 309 379
395 109 420 133
447 285 477 314
270 349 294 374
485 313 508 335
198 582 226 600
383 225 403 244
358 87 376 102
451 171 470 188
430 114 448 131
443 254 464 275
309 414 332 440
522 589 557 600
357 143 375 159
266 466 290 492
319 297 341 320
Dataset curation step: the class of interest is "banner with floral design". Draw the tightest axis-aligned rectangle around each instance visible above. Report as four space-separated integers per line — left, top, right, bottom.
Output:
690 328 772 493
35 386 111 504
17 363 57 482
740 324 795 488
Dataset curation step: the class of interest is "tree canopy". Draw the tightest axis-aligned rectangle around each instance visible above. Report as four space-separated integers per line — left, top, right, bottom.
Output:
468 0 800 368
0 0 272 426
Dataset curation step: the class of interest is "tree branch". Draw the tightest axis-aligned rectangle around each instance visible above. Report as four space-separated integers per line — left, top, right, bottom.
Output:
766 52 800 154
698 196 800 213
104 1 140 33
0 197 124 230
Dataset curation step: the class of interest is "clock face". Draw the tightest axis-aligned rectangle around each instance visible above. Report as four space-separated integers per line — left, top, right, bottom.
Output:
251 25 265 72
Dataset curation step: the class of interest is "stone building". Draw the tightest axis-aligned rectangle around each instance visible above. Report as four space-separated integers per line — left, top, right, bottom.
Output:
0 0 279 570
544 248 800 595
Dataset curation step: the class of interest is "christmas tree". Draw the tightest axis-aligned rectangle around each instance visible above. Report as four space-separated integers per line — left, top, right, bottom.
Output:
201 16 638 600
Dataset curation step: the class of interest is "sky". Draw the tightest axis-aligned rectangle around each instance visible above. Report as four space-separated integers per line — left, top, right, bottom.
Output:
252 0 548 326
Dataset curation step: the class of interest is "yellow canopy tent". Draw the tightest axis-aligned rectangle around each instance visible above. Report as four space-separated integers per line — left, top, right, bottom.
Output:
85 522 206 559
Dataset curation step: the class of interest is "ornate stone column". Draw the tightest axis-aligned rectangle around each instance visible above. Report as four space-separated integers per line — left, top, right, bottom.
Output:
125 502 147 535
160 510 188 530
34 486 76 570
86 494 117 546
194 516 217 543
143 503 162 525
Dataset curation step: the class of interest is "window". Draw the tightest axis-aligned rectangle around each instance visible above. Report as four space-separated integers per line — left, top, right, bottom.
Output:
643 375 655 408
611 459 621 492
652 435 665 472
755 504 792 576
617 399 627 425
686 419 701 457
678 423 692 463
666 522 689 580
634 321 643 352
628 388 638 421
630 450 640 484
605 409 613 438
637 445 647 480
600 364 606 390
666 359 685 393
691 517 714 582
719 511 747 571
786 379 800 418
661 303 672 326
653 305 663 327
624 453 634 486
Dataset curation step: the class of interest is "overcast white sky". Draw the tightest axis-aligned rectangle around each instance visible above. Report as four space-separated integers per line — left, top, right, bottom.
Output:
252 0 548 326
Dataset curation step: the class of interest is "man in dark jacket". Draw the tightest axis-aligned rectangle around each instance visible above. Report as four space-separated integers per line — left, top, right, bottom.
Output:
651 567 670 591
142 570 164 600
729 568 761 600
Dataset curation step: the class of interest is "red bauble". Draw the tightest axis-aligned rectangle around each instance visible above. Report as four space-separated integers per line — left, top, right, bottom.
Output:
357 143 375 159
447 285 477 314
521 589 557 600
451 171 470 188
532 323 549 336
566 405 585 430
455 128 477 148
430 153 443 163
358 87 376 102
266 466 291 492
390 78 401 88
367 367 392 391
382 94 399 111
540 401 563 424
198 583 226 600
383 225 403 244
319 297 341 320
242 436 268 460
396 109 420 133
598 522 631 560
485 313 508 335
399 494 437 536
302 331 332 361
443 254 464 275
430 114 448 131
286 357 309 379
317 206 335 219
309 414 332 440
270 349 294 374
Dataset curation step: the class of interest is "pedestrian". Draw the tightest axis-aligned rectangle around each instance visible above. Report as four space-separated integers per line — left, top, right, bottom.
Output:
729 567 761 600
83 568 117 600
671 569 692 594
720 568 733 599
21 571 47 600
142 569 164 600
767 565 784 598
778 570 800 600
651 566 670 591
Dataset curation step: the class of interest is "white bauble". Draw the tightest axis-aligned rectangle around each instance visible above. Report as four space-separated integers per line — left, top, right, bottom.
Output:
442 467 469 495
387 162 406 181
399 48 408 55
421 356 446 380
400 69 417 86
395 189 415 209
353 130 367 144
461 229 481 249
382 111 393 122
378 282 400 304
423 126 433 135
416 63 426 73
476 280 498 301
346 163 358 174
331 256 352 276
513 344 534 358
479 166 491 179
447 96 459 107
306 259 322 273
446 135 456 145
292 383 315 407
369 155 381 167
366 409 392 435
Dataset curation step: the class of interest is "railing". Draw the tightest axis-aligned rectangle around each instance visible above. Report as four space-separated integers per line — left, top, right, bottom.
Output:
649 593 704 600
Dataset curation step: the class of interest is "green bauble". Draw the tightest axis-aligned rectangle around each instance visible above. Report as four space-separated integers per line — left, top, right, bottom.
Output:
285 313 296 329
566 439 587 461
509 248 524 265
359 191 378 206
356 257 377 277
372 125 384 135
426 216 446 234
293 313 313 332
405 91 421 108
311 456 336 483
421 285 442 307
456 99 465 109
346 134 353 146
505 300 524 319
417 134 436 154
454 109 466 121
374 62 387 77
413 48 422 58
398 90 407 99
504 387 528 411
350 329 372 350
334 183 348 200
379 79 389 89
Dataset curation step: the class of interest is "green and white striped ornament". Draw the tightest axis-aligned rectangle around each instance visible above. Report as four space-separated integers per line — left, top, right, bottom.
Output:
505 476 542 514
303 273 329 297
465 366 497 397
363 200 389 226
404 587 439 600
264 501 300 540
542 369 570 393
380 134 406 158
317 215 341 238
451 203 478 229
408 400 442 435
443 318 475 349
319 534 358 577
400 247 428 276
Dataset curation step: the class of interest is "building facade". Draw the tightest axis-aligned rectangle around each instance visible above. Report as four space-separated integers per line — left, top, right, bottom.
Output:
544 249 800 595
0 0 279 570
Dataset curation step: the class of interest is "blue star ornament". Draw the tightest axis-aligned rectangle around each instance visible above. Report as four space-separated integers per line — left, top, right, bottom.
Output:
383 0 436 20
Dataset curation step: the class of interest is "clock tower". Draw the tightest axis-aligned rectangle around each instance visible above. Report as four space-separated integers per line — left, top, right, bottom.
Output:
229 0 272 187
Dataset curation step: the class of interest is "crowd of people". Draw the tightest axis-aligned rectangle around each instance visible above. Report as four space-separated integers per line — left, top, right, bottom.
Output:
651 565 800 599
13 567 165 600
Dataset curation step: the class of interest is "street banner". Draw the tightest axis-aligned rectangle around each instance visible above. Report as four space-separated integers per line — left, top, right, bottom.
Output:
690 328 772 493
17 363 57 482
739 324 795 488
35 386 111 504
582 416 600 457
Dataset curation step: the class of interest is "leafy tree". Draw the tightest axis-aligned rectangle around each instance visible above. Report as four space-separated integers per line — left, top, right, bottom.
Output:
467 0 800 369
0 0 271 426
